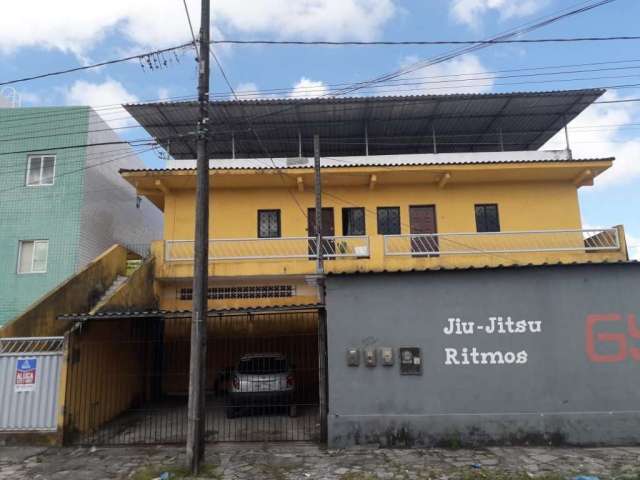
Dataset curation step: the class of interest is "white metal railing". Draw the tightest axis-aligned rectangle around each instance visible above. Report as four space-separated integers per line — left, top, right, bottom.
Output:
383 228 620 257
165 235 370 262
0 337 65 356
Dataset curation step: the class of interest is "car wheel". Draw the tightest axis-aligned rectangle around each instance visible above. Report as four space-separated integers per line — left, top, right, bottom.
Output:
288 403 297 418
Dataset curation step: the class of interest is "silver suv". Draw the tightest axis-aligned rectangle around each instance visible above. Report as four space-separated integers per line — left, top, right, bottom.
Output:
226 353 296 418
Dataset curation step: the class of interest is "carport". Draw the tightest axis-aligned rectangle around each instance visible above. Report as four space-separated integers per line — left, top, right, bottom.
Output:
58 305 323 445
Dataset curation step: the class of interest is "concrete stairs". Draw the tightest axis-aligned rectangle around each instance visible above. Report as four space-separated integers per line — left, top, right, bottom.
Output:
91 275 128 313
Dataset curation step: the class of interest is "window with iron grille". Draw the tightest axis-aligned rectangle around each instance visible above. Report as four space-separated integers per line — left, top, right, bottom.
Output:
342 207 365 236
178 287 193 300
178 285 295 300
475 204 500 233
377 207 401 235
258 210 281 238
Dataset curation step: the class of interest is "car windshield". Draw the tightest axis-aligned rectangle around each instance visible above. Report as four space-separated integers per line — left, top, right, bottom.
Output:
238 356 288 374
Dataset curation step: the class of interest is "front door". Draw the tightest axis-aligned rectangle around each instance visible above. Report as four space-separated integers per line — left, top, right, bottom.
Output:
409 205 438 255
308 208 335 259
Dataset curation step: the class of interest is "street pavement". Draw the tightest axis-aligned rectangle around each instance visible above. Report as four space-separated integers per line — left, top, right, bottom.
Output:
1 443 639 479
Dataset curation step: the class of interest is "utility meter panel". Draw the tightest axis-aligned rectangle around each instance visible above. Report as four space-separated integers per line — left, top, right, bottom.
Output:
380 347 394 366
365 347 377 367
399 347 422 375
347 348 360 367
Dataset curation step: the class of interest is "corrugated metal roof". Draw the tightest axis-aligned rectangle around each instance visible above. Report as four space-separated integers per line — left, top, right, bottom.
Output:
58 303 323 321
124 89 604 159
327 259 639 276
120 153 614 174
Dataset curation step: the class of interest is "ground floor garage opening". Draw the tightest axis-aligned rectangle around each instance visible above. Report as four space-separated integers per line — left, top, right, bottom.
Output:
62 307 321 445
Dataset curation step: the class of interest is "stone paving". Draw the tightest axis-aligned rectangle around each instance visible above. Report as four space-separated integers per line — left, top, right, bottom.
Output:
0 444 639 480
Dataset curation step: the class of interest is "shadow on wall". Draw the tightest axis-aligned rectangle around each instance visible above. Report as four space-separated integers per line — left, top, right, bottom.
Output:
0 245 154 338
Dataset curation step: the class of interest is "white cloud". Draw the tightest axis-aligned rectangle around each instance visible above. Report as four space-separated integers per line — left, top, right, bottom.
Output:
626 231 640 260
451 0 549 27
64 78 139 129
289 78 329 99
394 54 494 95
235 82 260 99
157 87 171 102
541 91 640 189
0 0 396 56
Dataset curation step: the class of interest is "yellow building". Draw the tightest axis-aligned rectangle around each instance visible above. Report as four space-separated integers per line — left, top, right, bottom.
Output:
122 90 628 311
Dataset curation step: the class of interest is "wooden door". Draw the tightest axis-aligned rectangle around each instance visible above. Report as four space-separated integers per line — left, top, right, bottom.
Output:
308 208 335 258
409 205 438 255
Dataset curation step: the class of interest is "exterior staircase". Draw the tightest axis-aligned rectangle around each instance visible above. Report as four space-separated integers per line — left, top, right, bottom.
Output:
90 275 128 313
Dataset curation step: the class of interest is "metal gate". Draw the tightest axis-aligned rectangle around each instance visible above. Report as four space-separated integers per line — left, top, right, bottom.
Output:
64 308 321 445
0 337 64 433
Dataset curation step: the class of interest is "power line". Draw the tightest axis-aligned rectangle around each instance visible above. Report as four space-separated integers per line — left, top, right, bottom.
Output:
336 0 620 96
0 1 617 90
208 44 309 218
0 95 197 133
0 42 195 87
0 145 156 196
164 0 620 134
212 35 640 47
181 0 200 58
208 62 640 99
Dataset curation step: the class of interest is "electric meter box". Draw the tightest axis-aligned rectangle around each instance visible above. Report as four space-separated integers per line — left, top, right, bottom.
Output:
365 347 377 367
399 347 422 375
347 348 360 367
380 347 394 366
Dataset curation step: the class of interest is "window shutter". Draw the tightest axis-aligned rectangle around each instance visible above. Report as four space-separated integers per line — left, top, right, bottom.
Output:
27 158 42 186
18 242 34 273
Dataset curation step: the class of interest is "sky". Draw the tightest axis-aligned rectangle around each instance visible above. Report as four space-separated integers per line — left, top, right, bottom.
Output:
0 0 639 257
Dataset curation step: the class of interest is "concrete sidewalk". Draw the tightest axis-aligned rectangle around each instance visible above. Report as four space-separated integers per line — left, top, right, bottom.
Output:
0 444 639 479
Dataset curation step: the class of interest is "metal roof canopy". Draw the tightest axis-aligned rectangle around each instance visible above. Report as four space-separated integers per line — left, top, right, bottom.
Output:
125 89 604 159
57 303 324 321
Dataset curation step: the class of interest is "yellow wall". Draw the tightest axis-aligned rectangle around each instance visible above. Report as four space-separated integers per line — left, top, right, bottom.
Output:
0 245 128 338
62 318 156 438
125 163 627 310
94 257 158 314
164 180 583 239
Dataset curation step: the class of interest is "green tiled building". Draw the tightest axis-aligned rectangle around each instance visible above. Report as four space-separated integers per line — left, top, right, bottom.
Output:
0 106 162 326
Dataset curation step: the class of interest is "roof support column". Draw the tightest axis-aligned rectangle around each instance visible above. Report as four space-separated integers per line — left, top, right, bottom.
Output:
364 123 369 156
231 132 235 159
563 115 572 159
432 126 437 154
298 130 303 159
498 128 504 152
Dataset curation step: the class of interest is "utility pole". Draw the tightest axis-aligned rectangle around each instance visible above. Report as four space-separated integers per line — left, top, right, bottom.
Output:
313 133 328 443
313 134 324 299
186 0 210 473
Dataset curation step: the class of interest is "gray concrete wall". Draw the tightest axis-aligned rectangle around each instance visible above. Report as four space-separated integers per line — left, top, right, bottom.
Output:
79 110 162 268
325 263 640 447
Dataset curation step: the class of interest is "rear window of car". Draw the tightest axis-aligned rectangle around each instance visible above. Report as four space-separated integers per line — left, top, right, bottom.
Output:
238 357 288 374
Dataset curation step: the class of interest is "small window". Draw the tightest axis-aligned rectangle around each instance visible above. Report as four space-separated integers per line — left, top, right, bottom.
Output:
475 204 500 233
342 208 366 236
26 155 56 186
377 207 401 235
258 210 281 238
18 240 49 274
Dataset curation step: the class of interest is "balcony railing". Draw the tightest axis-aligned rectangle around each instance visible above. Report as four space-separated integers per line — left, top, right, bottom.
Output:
383 228 620 257
165 236 370 262
164 229 620 263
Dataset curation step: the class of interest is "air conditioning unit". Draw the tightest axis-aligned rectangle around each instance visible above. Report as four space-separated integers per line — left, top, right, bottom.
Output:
286 157 309 167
